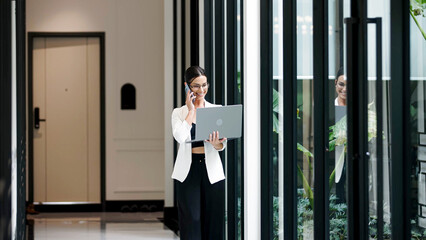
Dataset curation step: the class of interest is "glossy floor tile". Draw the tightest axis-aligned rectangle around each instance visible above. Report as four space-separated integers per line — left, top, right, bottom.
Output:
27 212 179 240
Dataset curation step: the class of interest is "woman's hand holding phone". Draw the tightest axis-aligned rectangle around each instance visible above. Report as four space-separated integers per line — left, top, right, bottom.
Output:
185 83 196 111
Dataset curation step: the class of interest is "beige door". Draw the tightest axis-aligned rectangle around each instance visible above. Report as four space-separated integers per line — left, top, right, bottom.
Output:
33 37 100 202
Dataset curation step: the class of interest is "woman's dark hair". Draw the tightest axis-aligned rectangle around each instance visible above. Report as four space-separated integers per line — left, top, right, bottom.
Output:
185 66 206 84
335 66 344 84
335 67 344 81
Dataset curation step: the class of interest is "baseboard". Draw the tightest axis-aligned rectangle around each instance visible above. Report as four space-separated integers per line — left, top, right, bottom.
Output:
28 200 164 213
105 200 164 212
30 202 102 212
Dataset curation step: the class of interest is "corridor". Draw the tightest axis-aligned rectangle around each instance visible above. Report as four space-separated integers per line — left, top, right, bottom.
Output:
26 212 179 240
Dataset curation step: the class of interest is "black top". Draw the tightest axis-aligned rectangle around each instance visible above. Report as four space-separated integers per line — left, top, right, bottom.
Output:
191 123 204 148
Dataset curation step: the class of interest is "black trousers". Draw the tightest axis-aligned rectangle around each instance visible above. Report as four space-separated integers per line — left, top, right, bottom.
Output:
176 153 225 240
336 164 346 203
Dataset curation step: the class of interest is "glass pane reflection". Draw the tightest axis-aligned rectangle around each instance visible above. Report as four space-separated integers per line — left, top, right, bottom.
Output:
366 0 392 238
410 5 426 238
328 0 349 238
296 0 315 238
273 0 284 239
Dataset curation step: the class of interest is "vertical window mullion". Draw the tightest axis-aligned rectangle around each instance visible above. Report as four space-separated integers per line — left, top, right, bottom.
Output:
190 0 199 66
282 0 298 237
260 0 273 239
204 0 213 102
226 0 239 238
260 0 274 239
390 0 411 237
313 0 329 238
214 0 225 105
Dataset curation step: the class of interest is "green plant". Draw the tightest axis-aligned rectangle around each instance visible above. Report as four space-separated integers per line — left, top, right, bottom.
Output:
269 89 426 239
328 195 348 240
410 0 426 40
272 89 315 209
273 89 377 207
328 102 378 187
295 192 348 240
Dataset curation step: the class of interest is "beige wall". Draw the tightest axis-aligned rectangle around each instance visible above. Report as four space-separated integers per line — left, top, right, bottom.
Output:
27 0 166 200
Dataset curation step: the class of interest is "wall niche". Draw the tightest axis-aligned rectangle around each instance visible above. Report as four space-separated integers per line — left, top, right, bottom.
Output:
121 83 136 110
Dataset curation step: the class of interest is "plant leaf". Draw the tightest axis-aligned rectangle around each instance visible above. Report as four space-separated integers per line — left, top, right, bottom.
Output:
329 139 336 152
273 113 279 133
297 143 314 158
273 88 280 113
297 165 314 209
329 168 335 191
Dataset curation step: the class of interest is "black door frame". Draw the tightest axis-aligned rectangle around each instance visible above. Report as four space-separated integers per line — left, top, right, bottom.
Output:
27 32 106 210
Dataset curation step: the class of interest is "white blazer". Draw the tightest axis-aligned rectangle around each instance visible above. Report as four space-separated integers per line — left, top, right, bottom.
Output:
171 101 226 184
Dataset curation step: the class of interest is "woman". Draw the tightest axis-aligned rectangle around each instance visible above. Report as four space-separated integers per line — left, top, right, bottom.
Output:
334 67 347 203
171 66 227 240
335 67 347 106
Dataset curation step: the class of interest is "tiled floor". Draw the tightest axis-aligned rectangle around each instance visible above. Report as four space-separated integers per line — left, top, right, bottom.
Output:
27 212 179 240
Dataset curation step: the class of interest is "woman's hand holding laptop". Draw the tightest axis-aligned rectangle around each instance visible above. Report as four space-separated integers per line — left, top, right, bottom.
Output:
205 131 227 150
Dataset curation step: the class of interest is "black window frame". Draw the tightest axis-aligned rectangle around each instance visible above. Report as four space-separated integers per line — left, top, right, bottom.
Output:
203 0 245 238
260 0 413 238
390 0 411 238
226 0 245 239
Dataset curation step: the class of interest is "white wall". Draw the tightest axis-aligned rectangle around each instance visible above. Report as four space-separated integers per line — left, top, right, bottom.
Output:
27 0 166 201
164 0 174 207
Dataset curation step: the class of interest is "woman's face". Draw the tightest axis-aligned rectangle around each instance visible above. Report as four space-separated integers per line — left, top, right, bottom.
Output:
189 76 209 100
335 75 347 101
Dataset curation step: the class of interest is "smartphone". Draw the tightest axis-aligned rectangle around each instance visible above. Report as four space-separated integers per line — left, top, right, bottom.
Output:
185 84 195 103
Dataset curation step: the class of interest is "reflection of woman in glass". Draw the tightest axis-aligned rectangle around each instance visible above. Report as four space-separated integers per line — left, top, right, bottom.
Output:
335 67 347 106
171 66 227 240
334 67 346 203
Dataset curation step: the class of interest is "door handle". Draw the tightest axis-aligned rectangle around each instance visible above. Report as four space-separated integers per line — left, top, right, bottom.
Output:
367 17 384 240
34 107 45 129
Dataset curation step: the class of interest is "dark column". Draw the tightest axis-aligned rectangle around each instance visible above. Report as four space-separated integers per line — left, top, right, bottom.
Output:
283 0 298 237
16 0 27 239
260 0 273 239
313 0 330 237
390 0 411 237
0 0 12 239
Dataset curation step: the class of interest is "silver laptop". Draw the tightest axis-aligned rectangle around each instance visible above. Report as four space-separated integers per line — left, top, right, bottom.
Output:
186 104 243 143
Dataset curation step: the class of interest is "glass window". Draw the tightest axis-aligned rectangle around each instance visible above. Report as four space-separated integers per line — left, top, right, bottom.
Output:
328 0 349 238
272 0 284 238
410 4 426 238
296 0 315 238
366 0 392 237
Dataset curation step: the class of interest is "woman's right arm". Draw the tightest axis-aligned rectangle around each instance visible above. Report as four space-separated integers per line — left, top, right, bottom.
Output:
171 109 192 143
172 86 197 143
